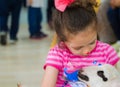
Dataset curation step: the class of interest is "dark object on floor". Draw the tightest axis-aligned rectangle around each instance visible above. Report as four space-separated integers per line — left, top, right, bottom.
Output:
0 33 7 45
30 32 47 40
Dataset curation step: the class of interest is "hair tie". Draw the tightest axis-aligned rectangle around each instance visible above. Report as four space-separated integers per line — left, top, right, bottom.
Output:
55 0 75 12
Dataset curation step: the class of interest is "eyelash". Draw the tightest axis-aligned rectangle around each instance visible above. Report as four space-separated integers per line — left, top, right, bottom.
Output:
74 47 82 50
73 41 96 50
90 41 96 45
90 42 95 45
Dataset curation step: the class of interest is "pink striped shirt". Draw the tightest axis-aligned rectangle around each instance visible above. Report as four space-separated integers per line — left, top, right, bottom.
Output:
44 41 119 87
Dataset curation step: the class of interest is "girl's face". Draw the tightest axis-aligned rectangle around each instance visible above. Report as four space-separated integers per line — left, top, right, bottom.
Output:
65 23 97 56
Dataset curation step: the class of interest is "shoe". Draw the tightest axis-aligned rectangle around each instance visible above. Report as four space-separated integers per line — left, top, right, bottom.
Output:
0 32 7 46
30 32 47 40
38 32 47 38
10 37 18 41
30 35 43 39
9 40 17 44
9 38 18 44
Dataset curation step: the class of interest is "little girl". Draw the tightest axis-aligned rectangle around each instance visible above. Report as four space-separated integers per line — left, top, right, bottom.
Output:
41 0 120 87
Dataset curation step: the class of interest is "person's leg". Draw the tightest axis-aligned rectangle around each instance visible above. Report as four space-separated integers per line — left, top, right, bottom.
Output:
0 15 8 45
47 0 54 23
0 16 8 32
37 8 47 38
0 0 9 15
37 8 42 33
10 1 22 41
28 7 38 37
22 0 26 7
28 7 47 39
118 8 120 28
0 0 9 45
107 7 120 40
47 0 54 28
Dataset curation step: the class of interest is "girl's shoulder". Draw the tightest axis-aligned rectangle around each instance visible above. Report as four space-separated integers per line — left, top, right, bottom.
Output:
95 40 114 51
49 43 70 55
97 40 111 48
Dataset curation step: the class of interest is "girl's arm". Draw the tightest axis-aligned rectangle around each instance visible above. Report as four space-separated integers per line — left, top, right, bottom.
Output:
41 66 59 87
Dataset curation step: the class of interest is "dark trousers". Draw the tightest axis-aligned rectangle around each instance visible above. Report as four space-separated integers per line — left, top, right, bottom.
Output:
107 7 120 40
47 0 54 23
0 0 22 39
22 0 26 7
28 7 42 36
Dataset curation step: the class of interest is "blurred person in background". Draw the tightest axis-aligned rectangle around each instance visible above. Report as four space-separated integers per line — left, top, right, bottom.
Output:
0 0 22 45
47 0 54 29
22 0 27 7
107 0 120 44
27 0 47 39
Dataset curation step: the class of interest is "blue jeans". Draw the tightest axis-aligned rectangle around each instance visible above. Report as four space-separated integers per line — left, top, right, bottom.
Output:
0 0 22 40
0 0 9 16
28 7 42 36
0 16 8 32
107 7 120 40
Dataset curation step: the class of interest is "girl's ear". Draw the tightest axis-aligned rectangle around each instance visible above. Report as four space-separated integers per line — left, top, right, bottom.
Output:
115 60 120 73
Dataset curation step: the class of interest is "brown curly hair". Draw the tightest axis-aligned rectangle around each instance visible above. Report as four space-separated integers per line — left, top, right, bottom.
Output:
52 0 98 42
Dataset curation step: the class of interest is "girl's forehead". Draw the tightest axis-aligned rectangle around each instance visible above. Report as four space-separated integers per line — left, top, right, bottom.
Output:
66 29 97 46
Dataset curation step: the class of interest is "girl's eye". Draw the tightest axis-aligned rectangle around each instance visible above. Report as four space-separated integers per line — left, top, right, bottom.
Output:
74 47 82 50
90 40 96 45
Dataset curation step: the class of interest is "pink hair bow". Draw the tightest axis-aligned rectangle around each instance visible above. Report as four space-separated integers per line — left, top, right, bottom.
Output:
55 0 75 12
